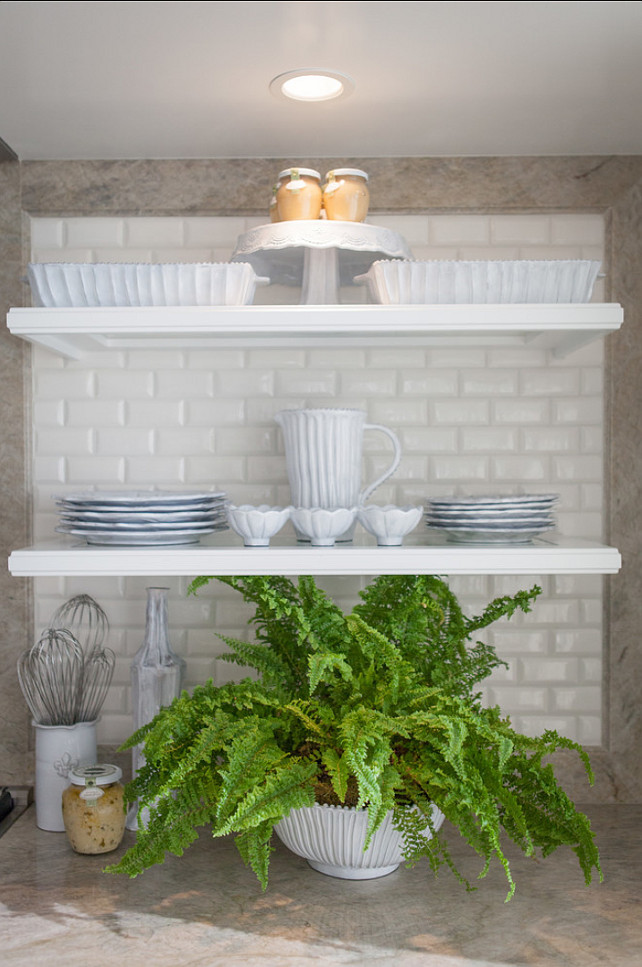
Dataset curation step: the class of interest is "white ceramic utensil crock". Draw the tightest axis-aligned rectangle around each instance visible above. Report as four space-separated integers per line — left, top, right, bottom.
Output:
34 719 97 831
275 408 401 539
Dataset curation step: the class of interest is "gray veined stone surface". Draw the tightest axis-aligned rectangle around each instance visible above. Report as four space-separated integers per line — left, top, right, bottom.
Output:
0 805 641 966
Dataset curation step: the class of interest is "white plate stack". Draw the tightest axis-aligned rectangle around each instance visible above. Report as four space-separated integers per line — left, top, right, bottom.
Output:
425 494 559 544
54 490 229 545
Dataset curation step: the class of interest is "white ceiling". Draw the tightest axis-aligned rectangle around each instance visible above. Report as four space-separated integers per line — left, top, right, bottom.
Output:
1 0 641 161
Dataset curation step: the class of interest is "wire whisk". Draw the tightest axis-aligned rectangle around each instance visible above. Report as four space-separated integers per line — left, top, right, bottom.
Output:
17 628 84 726
18 595 116 726
50 594 109 658
77 647 116 723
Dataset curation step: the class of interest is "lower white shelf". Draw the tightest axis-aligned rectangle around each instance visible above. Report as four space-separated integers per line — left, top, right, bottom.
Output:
7 533 622 577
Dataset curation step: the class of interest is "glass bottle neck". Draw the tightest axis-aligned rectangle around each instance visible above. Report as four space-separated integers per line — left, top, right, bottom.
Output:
142 587 171 657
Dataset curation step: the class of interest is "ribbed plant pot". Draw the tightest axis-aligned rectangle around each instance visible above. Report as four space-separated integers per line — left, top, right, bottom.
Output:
274 803 445 880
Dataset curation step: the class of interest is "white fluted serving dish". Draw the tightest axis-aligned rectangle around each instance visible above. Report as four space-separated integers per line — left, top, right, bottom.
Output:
354 259 601 305
27 262 270 307
226 505 292 547
357 504 423 546
274 803 445 880
290 507 357 546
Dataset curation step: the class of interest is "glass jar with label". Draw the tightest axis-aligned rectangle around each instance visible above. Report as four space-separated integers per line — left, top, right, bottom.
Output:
322 168 370 222
62 763 126 854
275 168 323 221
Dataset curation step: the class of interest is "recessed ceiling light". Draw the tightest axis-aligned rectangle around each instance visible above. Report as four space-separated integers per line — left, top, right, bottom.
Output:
269 69 355 103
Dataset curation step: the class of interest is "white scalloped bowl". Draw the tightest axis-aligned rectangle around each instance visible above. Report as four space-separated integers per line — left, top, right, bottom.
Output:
27 262 270 307
290 507 357 546
357 504 423 546
226 505 292 547
274 803 445 880
354 259 601 305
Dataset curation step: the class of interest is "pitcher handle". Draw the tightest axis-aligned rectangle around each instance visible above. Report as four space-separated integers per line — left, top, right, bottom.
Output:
359 424 402 504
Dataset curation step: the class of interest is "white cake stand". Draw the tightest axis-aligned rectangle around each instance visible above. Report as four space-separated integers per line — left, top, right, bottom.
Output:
231 220 412 305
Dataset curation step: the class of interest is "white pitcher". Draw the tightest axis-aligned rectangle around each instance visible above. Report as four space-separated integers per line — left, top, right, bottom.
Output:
275 408 401 537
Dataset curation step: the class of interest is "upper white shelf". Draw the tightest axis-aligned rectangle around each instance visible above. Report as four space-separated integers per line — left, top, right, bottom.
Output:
7 533 622 577
7 303 623 359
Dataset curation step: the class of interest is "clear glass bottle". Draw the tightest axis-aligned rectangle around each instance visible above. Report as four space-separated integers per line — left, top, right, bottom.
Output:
126 587 185 830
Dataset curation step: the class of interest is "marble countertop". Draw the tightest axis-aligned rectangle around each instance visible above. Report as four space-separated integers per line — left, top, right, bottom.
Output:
1 805 641 967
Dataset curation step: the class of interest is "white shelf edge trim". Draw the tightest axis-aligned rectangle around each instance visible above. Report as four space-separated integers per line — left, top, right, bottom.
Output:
7 304 623 359
8 537 622 577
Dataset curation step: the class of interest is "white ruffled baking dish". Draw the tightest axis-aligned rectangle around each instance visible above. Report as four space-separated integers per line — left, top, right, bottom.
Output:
27 262 270 307
354 259 601 304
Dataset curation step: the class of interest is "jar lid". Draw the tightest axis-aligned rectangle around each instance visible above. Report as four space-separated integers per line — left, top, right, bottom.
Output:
325 168 369 181
69 763 122 786
277 168 321 181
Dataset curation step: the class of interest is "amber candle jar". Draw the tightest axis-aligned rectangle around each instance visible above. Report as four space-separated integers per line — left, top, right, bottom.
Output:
62 764 126 854
275 168 323 221
322 169 370 222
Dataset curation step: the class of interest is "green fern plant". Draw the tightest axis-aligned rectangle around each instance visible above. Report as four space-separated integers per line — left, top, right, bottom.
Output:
108 574 601 901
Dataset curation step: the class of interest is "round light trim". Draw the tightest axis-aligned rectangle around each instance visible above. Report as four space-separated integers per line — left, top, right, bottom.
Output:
270 70 355 103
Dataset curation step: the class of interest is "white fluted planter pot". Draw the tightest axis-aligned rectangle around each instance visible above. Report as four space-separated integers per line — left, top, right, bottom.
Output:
274 803 445 880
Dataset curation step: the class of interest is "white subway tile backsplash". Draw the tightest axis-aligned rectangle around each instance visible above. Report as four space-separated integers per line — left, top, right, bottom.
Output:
186 398 245 426
35 427 93 455
429 215 490 245
552 455 603 482
460 427 519 452
492 456 549 481
29 212 607 746
95 427 154 456
183 217 247 246
553 398 604 424
431 456 490 481
550 215 604 246
370 215 430 245
522 427 580 452
278 369 339 396
66 218 125 247
576 716 602 744
492 399 551 424
155 369 215 399
124 217 185 247
432 399 490 424
520 369 581 397
218 368 275 397
29 217 66 249
66 456 126 483
460 370 519 396
400 370 458 396
123 457 186 484
490 215 551 245
399 427 459 454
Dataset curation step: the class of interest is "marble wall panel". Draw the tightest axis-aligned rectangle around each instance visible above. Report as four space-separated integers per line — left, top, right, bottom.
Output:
0 157 31 783
2 154 641 800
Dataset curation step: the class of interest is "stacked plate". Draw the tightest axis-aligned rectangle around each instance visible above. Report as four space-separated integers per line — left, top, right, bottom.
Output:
425 494 559 544
54 490 229 545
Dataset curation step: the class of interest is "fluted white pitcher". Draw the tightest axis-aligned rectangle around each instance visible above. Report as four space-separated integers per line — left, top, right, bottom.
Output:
275 408 401 538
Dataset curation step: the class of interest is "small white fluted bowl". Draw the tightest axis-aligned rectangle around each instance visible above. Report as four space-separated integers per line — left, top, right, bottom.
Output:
357 504 423 546
354 259 601 304
290 507 357 546
27 262 270 307
226 505 292 546
274 803 445 880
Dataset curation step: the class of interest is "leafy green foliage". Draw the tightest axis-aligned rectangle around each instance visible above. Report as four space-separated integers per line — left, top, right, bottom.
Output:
107 574 600 900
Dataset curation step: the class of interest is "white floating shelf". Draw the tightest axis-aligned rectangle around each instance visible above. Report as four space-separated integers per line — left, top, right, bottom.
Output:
7 304 623 359
7 534 622 577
